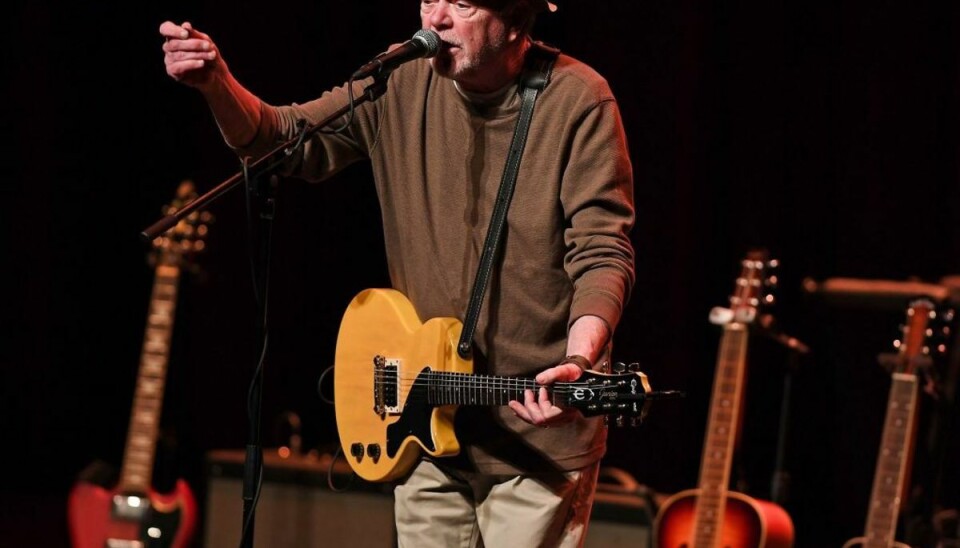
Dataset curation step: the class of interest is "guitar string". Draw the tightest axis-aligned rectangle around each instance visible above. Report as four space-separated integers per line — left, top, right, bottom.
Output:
371 376 627 392
367 372 646 405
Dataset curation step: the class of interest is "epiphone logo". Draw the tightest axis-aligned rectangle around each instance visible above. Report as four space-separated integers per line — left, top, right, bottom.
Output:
572 388 596 401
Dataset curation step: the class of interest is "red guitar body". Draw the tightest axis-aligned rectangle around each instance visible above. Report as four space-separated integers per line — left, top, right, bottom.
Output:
68 479 197 548
655 489 794 548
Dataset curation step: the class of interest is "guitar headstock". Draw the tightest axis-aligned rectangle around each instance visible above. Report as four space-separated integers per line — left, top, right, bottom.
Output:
563 368 654 426
888 298 955 375
710 249 778 326
150 180 214 268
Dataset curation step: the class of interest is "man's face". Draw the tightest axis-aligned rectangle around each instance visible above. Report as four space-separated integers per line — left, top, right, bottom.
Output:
420 0 516 90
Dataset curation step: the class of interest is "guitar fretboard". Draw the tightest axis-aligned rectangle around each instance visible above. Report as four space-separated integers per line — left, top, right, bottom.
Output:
420 372 570 406
862 372 919 548
693 323 749 547
118 263 180 493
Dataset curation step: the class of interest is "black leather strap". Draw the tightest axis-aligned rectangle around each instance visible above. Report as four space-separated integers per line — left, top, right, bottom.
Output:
457 42 560 359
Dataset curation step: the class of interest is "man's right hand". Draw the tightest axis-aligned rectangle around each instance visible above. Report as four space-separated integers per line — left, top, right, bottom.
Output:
159 21 224 89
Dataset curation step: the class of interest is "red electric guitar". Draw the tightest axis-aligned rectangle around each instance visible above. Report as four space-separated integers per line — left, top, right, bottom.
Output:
842 299 945 548
68 181 211 548
654 251 795 547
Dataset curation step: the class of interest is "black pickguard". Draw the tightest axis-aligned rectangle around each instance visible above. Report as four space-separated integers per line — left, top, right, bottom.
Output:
386 376 436 458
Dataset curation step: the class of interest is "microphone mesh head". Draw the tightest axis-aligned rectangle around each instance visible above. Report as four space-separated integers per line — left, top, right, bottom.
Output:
413 29 441 58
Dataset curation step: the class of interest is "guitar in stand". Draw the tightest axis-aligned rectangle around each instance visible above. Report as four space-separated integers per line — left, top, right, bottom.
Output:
334 287 683 482
68 181 212 548
843 299 951 548
654 251 795 547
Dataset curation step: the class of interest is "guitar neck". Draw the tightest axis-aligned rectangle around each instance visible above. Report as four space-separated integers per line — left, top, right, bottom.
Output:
862 372 920 547
422 372 559 407
693 322 749 546
118 262 181 494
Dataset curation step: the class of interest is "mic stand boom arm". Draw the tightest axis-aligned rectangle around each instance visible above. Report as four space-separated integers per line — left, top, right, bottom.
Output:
139 75 388 548
140 76 388 241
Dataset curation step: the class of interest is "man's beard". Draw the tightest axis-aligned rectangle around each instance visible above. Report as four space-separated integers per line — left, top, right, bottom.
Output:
433 31 507 82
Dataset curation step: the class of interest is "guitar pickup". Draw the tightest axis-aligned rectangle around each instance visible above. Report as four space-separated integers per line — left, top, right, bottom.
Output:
111 494 147 521
373 356 401 415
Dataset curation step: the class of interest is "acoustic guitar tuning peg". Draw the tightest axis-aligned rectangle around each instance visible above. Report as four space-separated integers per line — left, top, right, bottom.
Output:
612 362 627 373
615 416 625 428
627 362 640 372
630 417 641 427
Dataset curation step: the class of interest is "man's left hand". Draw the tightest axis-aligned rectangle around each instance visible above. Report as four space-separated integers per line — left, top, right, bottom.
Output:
508 362 583 427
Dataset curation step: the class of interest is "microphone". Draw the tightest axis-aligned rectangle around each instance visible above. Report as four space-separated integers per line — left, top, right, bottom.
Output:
352 29 441 80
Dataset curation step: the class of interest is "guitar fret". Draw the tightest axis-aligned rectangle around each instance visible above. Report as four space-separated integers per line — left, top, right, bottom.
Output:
134 401 160 415
141 355 166 373
127 449 153 462
151 300 174 316
138 378 164 395
148 312 173 326
129 435 152 447
154 281 177 297
144 341 169 355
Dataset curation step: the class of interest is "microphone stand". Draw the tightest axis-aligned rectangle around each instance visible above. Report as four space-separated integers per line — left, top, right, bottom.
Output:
140 74 390 548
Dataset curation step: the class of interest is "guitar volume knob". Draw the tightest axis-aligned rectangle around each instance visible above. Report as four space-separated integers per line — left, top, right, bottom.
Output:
350 443 364 462
366 444 382 463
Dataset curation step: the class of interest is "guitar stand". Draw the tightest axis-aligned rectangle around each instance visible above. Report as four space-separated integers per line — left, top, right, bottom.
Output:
754 316 810 506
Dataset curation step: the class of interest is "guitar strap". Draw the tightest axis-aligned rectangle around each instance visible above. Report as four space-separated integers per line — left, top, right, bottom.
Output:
457 41 560 359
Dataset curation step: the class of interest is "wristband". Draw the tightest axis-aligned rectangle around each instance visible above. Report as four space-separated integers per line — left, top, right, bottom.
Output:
561 354 592 371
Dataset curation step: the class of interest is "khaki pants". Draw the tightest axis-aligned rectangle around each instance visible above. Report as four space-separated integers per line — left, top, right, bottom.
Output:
394 458 600 548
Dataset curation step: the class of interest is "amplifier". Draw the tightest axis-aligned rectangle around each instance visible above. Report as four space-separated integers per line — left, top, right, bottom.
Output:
204 450 651 547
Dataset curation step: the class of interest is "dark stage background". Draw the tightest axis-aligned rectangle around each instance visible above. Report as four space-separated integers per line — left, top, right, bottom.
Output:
3 1 959 546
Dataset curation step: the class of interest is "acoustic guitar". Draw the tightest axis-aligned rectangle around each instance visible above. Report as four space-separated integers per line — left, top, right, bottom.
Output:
843 298 944 548
68 182 211 548
654 252 795 548
334 287 678 482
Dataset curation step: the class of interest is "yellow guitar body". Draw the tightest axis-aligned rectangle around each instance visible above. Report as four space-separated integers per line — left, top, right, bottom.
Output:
334 288 472 482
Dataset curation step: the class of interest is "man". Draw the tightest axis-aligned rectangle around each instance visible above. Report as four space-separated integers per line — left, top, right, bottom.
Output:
160 0 634 545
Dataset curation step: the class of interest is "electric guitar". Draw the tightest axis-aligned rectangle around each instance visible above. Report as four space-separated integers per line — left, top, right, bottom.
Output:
68 181 212 548
654 251 795 548
843 299 944 548
334 287 676 482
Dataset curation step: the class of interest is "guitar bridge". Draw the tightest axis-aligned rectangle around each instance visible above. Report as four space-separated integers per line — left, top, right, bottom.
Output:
373 356 400 415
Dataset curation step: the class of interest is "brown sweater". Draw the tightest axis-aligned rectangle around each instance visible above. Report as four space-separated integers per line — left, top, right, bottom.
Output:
237 50 635 474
